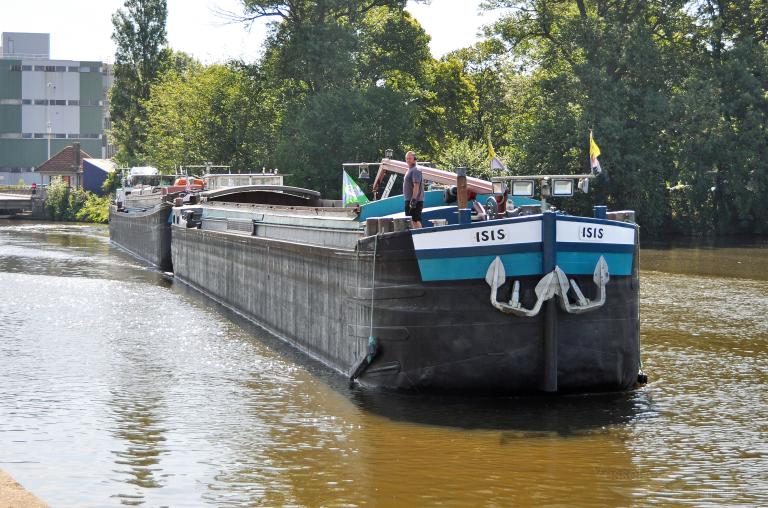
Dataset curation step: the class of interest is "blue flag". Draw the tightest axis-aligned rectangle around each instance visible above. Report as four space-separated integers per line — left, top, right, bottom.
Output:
343 170 369 207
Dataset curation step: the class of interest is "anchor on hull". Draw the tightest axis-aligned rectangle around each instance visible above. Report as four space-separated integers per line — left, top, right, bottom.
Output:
485 256 610 317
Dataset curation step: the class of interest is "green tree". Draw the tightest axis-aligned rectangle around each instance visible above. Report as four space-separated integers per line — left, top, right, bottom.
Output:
666 2 768 234
274 84 416 195
44 179 91 221
110 0 169 165
432 138 492 180
448 40 517 148
484 0 693 233
228 1 432 196
481 0 768 235
101 170 121 196
76 194 110 223
417 56 479 156
143 62 280 172
241 1 420 91
356 6 431 87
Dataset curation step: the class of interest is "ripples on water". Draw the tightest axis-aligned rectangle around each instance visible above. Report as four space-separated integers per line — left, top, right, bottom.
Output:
638 242 768 506
0 221 766 506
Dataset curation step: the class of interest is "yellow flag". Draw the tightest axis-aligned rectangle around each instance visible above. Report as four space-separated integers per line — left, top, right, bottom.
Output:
589 131 602 174
589 131 601 160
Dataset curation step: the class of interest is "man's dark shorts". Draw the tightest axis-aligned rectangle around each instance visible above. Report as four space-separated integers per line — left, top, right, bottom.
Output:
405 201 423 222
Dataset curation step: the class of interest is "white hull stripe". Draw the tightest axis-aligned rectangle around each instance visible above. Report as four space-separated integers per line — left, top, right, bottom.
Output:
412 219 542 251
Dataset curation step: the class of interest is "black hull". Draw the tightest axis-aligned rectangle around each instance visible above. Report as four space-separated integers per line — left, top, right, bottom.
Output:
109 204 173 271
171 225 640 394
354 233 640 393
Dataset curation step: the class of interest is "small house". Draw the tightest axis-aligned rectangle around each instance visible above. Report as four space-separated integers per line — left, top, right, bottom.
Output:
35 142 92 189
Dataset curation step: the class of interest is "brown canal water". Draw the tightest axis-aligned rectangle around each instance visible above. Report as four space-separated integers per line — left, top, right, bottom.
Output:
0 221 766 506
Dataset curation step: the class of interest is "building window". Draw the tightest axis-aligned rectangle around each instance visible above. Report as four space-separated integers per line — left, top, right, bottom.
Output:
22 133 32 139
34 99 47 105
53 99 66 106
55 66 66 72
22 99 31 105
68 100 79 106
21 65 32 71
68 66 79 72
33 133 45 139
33 65 45 71
55 133 67 139
44 65 56 72
10 64 21 72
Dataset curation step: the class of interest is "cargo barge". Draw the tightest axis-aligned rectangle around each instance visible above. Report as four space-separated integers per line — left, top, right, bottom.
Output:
109 166 218 271
109 202 174 271
168 158 642 394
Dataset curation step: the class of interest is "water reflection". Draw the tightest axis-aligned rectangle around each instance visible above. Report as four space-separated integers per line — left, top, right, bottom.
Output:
351 389 654 434
107 337 171 504
0 219 166 283
109 394 168 501
642 237 768 280
638 238 768 505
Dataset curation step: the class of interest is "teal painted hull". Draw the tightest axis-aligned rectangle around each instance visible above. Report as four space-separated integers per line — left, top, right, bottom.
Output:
412 214 636 281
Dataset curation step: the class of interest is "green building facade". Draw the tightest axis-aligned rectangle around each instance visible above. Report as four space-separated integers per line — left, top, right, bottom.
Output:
0 33 111 185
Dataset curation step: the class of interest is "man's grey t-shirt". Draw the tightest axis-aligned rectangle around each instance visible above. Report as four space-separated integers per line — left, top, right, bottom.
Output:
404 165 425 202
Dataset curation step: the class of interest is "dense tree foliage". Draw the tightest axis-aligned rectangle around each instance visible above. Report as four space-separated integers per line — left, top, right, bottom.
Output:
142 62 280 172
44 179 108 223
110 0 169 165
110 0 768 236
481 0 768 234
239 2 431 195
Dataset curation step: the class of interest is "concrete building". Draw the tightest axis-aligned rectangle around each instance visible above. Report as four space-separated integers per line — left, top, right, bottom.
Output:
0 32 113 186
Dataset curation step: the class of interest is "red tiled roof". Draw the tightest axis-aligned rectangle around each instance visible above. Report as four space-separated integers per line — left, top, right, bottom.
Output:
35 145 94 174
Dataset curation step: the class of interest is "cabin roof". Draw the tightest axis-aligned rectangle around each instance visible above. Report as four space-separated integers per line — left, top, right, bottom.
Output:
203 185 321 201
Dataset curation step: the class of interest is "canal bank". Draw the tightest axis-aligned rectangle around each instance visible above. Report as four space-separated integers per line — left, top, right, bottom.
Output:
0 469 46 507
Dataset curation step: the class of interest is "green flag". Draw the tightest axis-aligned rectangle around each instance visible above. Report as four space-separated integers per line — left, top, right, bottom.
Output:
343 170 369 207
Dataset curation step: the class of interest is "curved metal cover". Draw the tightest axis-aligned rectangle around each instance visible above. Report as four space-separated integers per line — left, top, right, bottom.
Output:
203 185 321 201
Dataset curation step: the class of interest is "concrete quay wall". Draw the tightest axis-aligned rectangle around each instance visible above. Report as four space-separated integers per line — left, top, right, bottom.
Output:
172 227 370 373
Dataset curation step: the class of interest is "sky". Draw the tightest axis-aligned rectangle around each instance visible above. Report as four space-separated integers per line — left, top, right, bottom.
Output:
0 0 504 64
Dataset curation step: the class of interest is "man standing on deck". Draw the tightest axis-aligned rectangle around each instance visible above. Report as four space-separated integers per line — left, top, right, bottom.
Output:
403 151 424 228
